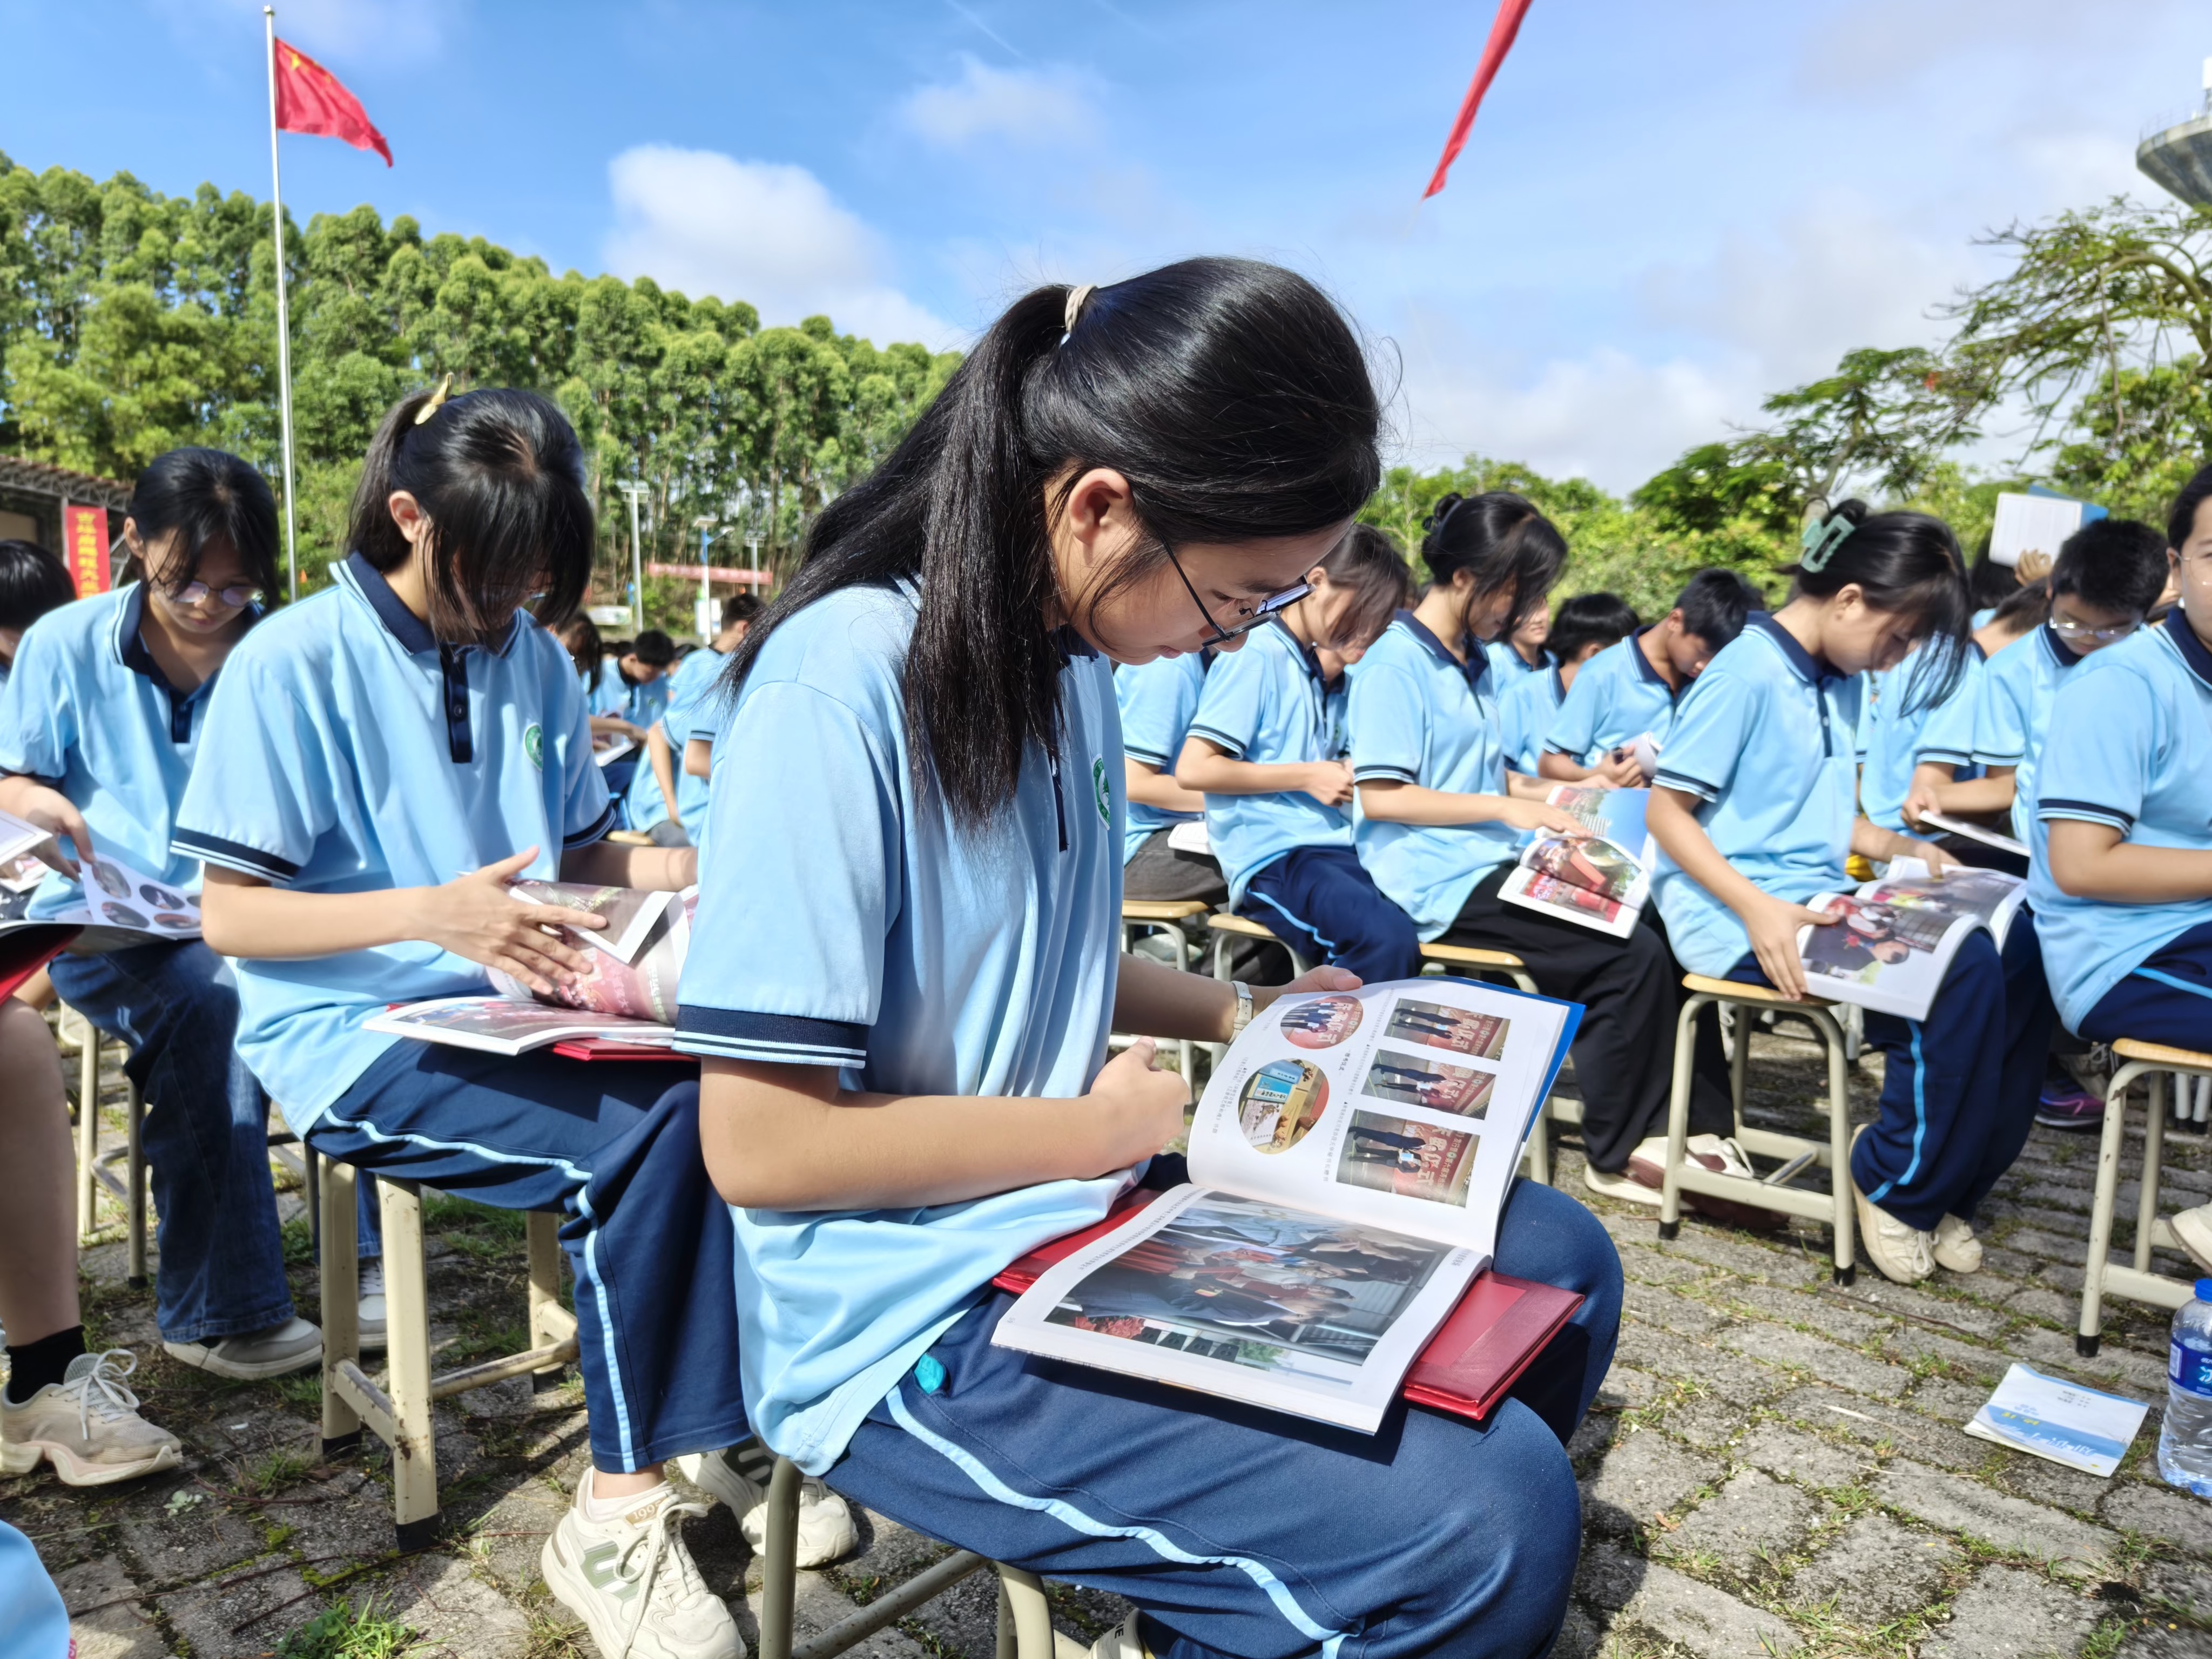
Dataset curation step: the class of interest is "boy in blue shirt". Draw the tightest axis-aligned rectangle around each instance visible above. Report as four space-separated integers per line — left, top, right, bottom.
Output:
1898 580 2048 868
628 597 757 847
587 626 676 740
2036 468 2212 1267
1498 591 1637 776
1540 569 1761 786
1117 650 1223 900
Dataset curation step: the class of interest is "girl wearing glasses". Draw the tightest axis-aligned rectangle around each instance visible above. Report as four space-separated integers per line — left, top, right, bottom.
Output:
679 261 1621 1659
0 449 322 1392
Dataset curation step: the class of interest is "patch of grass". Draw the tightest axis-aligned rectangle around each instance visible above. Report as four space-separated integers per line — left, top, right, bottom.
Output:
424 1192 528 1243
274 1370 324 1411
281 1215 317 1265
275 1596 421 1659
240 1446 315 1496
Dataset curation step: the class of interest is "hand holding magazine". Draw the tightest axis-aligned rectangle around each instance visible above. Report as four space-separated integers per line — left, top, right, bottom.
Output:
1796 861 2027 1020
992 975 1582 1433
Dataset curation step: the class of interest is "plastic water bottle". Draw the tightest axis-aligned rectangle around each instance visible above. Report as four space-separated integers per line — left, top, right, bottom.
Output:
2159 1279 2212 1495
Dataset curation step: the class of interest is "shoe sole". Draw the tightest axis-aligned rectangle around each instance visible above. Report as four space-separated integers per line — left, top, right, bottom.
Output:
2173 1213 2212 1276
1582 1170 1664 1208
161 1340 323 1381
1 1437 183 1486
1624 1156 1787 1233
2033 1112 2104 1131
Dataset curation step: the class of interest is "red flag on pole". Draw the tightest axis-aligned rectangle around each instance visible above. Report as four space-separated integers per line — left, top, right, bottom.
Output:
272 37 391 165
1422 0 1533 199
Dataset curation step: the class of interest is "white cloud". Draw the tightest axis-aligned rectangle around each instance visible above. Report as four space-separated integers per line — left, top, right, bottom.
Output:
901 57 1099 151
602 146 961 351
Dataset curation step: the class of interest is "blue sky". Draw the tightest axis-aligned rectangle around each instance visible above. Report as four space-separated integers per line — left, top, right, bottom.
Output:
5 0 2206 489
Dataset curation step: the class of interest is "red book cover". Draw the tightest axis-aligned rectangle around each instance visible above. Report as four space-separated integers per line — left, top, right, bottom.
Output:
991 1191 1581 1424
0 927 79 1001
549 1037 696 1063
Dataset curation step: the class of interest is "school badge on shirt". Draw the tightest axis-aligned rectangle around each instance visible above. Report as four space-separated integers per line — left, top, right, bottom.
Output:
1091 757 1111 825
523 723 544 770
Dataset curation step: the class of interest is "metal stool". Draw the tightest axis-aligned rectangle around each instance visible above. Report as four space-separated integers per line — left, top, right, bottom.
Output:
313 1150 579 1547
1658 975 1856 1285
1206 912 1312 979
2076 1039 2212 1356
1416 941 1583 1185
754 1454 1060 1659
1121 899 1215 1077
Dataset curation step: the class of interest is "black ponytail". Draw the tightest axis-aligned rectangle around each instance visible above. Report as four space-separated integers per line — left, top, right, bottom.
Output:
350 387 594 647
724 257 1382 828
1419 491 1568 638
1786 498 1970 710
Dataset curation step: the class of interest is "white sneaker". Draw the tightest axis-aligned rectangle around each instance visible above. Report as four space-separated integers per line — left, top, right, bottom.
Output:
2173 1204 2212 1274
1931 1214 1983 1274
1582 1161 1662 1208
1087 1611 1150 1658
357 1258 387 1354
164 1316 322 1380
1 1351 183 1486
672 1442 859 1567
541 1469 739 1659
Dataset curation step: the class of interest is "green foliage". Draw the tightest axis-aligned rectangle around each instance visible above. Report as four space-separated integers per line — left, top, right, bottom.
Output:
0 152 960 618
277 1597 421 1659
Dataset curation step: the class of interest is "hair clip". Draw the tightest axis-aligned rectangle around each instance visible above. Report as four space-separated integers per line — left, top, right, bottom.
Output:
1799 514 1853 572
1062 284 1096 340
414 373 454 425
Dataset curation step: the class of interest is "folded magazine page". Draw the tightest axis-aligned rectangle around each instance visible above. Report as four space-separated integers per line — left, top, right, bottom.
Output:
1498 834 1648 938
1918 810 2027 859
363 996 676 1057
46 849 203 941
992 977 1580 1431
1547 784 1654 862
507 879 680 963
1795 864 2024 1021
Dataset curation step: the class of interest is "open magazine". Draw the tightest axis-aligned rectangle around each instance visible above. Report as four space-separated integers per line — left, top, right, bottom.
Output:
364 882 694 1055
1498 786 1653 938
992 976 1580 1433
0 810 204 945
1797 861 2026 1020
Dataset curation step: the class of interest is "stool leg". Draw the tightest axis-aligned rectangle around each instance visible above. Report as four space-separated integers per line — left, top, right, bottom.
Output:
995 1565 1054 1659
380 1176 439 1548
2137 1071 2169 1276
1728 1001 1750 1140
2079 1065 2140 1358
75 1016 99 1242
757 1456 803 1659
319 1152 363 1452
1657 998 1702 1241
124 1081 146 1288
526 1210 565 1390
1821 1011 1855 1286
1169 922 1193 1083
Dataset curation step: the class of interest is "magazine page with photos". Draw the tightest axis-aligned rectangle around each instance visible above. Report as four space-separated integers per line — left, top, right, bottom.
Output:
1855 861 2026 948
1497 834 1648 938
1546 784 1653 861
491 888 694 1023
506 880 679 962
993 978 1580 1430
363 996 677 1057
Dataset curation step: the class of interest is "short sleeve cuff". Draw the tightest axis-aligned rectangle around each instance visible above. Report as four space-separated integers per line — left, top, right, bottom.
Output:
1123 742 1175 767
171 828 301 882
2038 798 2134 833
1654 767 1721 802
564 800 619 849
1971 747 2025 767
673 1007 869 1066
1913 745 1973 767
1185 724 1247 759
1351 763 1418 784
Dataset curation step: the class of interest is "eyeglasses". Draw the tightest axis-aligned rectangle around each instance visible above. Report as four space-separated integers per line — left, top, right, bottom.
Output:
2048 616 2138 646
1162 543 1309 644
163 581 263 610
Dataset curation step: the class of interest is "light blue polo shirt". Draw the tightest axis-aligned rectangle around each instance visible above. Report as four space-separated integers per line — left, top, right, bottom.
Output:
1498 662 1566 775
1651 616 1863 977
1973 625 2083 844
1911 642 1986 781
1543 629 1679 766
588 653 670 729
1858 643 1982 832
0 584 227 919
1116 651 1207 864
1347 612 1523 940
673 581 1129 1475
2031 611 2212 1029
1188 619 1350 905
172 554 614 1125
624 645 727 833
1485 638 1548 691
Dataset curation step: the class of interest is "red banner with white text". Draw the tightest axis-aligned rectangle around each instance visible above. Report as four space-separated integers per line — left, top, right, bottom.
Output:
63 505 110 598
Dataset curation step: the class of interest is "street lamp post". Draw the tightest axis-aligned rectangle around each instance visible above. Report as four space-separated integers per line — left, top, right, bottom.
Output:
692 515 720 644
614 480 648 634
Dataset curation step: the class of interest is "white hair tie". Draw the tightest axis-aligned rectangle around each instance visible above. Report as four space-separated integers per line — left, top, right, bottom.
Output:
1062 284 1097 340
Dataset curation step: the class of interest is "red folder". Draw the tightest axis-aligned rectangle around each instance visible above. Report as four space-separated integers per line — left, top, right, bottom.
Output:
549 1037 697 1063
0 927 78 1001
991 1191 1582 1424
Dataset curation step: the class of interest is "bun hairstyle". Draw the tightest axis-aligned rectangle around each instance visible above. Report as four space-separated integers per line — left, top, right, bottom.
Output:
726 256 1383 829
1311 524 1411 649
1786 498 1970 709
124 447 281 599
1418 491 1569 638
350 386 595 648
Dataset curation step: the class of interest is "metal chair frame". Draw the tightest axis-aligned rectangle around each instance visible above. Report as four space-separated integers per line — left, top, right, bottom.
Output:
1120 899 1215 1079
2076 1038 2212 1357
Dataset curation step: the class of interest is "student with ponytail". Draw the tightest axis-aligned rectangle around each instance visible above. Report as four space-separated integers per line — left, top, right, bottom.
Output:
1647 501 2052 1285
173 387 841 1659
684 263 1620 1659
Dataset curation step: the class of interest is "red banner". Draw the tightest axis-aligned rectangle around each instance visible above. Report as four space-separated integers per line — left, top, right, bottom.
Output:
63 505 110 598
645 562 772 586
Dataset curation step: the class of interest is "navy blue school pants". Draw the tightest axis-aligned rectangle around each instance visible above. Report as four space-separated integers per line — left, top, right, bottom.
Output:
305 1047 747 1472
825 1180 1621 1659
1240 846 1422 984
2079 920 2212 1049
1727 915 2051 1232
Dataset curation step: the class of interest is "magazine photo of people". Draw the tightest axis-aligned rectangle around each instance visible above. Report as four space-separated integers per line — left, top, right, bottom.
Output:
1383 997 1508 1059
1359 1050 1495 1118
1278 994 1364 1050
1041 1193 1451 1375
1238 1059 1330 1153
1333 1111 1478 1207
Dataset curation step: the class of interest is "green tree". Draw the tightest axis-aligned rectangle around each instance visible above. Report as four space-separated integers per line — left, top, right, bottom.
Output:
1734 346 1981 522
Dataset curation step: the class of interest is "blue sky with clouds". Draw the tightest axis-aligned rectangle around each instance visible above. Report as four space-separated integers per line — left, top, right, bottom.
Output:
4 0 2206 488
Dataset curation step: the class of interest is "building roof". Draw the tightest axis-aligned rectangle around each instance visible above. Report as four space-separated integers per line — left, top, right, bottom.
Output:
0 454 134 511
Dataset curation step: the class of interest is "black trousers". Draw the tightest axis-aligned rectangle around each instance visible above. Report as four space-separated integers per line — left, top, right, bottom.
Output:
1442 866 1733 1172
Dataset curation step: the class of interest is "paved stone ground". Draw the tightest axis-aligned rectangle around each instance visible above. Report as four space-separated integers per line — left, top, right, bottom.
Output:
16 1018 2212 1657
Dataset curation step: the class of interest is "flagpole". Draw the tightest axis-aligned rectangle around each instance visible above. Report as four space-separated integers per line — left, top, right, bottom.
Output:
264 6 301 605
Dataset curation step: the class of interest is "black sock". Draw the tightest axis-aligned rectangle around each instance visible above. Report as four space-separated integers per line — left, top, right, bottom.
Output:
4 1325 86 1404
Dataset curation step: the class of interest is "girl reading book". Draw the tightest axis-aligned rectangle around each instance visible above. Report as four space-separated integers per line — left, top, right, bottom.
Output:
683 262 1622 1659
1647 501 2053 1286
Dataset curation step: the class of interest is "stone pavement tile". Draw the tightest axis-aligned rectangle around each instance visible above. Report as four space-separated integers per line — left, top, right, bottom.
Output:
1654 1468 1822 1576
2144 1559 2212 1612
53 1557 162 1659
2008 1226 2098 1262
1597 1365 1663 1411
1550 1601 1604 1659
2015 1327 2175 1396
1660 1393 1748 1452
383 1555 534 1659
1770 1384 1988 1470
742 1568 933 1659
2009 1285 2081 1325
1986 1245 2058 1281
1574 1540 1803 1655
1919 1564 2103 1658
1995 1456 2122 1519
1624 1283 1731 1339
1737 1422 1872 1491
1872 1459 2120 1570
1579 1426 1724 1536
1716 1279 1888 1343
1568 1411 1622 1466
1832 1279 2013 1339
1657 1228 1828 1284
1615 1326 1786 1406
1905 1374 1996 1423
2116 1622 2212 1657
1718 1323 1914 1398
115 1501 269 1582
1615 1245 1718 1289
1784 1510 1961 1627
1880 1326 2011 1384
2107 1483 2212 1557
162 1563 320 1656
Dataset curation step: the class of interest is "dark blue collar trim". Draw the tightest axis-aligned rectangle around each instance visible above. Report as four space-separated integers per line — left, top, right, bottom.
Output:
1549 662 1565 703
1395 610 1489 696
112 584 219 744
2038 623 2083 671
347 551 436 654
1970 638 1988 664
1746 612 1834 684
2167 606 2212 691
1053 624 1100 663
1630 625 1668 686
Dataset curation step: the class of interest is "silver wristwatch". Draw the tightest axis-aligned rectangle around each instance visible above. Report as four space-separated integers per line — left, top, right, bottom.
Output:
1228 980 1255 1041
